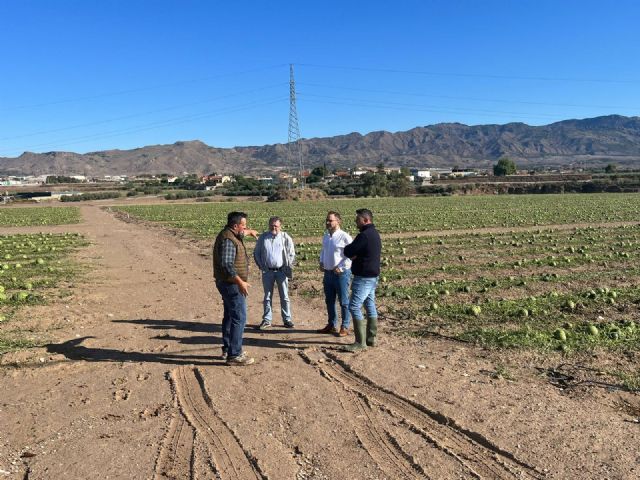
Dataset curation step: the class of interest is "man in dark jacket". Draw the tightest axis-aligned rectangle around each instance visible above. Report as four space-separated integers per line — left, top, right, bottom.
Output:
343 208 382 351
213 211 258 365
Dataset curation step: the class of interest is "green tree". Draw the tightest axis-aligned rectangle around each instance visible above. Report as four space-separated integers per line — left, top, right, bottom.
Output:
307 165 328 183
605 163 617 173
387 171 412 197
493 158 517 176
360 172 388 197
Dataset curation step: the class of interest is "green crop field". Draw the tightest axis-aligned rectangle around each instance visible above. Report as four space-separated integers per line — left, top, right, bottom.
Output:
112 193 640 238
0 232 88 353
0 206 82 226
113 193 640 356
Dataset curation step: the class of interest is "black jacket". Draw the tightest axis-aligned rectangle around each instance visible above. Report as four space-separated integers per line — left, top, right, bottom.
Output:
344 223 381 277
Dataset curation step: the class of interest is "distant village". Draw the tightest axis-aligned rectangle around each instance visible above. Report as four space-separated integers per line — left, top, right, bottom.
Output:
1 166 477 188
2 162 617 203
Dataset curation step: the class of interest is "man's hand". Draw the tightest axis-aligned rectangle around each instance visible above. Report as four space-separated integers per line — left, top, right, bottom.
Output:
238 279 250 297
245 229 259 239
333 267 342 275
318 262 325 272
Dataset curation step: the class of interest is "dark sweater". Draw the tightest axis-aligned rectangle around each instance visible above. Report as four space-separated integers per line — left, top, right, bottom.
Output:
344 223 382 277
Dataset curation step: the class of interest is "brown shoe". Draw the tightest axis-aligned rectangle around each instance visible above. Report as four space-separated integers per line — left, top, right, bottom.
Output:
317 324 339 334
337 326 349 337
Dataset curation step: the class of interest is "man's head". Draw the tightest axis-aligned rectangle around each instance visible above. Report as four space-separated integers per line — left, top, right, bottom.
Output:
268 216 282 235
227 211 248 237
355 208 373 230
325 211 341 233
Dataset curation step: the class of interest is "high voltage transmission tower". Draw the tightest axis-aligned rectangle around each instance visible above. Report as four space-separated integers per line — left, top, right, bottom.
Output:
288 64 305 189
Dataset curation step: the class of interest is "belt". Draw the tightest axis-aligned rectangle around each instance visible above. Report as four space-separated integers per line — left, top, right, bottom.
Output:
267 267 282 271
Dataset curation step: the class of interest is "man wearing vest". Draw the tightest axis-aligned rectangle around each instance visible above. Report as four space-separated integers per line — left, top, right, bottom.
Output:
213 211 258 365
253 216 296 329
343 208 382 352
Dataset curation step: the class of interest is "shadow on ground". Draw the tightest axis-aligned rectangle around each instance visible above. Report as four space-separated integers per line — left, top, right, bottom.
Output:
46 318 344 365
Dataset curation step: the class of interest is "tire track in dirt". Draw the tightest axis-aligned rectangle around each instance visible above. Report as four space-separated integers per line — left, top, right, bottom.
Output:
302 349 546 480
154 413 196 479
334 385 429 479
155 366 264 480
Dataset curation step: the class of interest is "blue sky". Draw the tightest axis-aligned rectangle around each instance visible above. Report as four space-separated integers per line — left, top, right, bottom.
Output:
1 0 639 157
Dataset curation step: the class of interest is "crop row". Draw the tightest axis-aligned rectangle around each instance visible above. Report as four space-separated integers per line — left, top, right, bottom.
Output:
0 233 88 328
0 206 81 226
112 192 640 238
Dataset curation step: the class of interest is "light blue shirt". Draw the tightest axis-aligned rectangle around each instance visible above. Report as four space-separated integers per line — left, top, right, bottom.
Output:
253 231 295 271
264 233 284 268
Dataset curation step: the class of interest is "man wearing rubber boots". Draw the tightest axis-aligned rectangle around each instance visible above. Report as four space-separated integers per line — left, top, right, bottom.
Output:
343 208 382 352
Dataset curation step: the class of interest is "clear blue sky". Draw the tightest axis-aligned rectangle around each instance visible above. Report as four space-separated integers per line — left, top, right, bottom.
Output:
1 0 639 157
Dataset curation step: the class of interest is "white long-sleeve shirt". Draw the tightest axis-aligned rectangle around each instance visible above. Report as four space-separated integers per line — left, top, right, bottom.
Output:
319 229 353 271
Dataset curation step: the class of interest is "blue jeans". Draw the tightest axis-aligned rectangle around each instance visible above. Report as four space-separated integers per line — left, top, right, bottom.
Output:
323 269 352 329
261 270 291 324
215 280 247 358
349 276 378 322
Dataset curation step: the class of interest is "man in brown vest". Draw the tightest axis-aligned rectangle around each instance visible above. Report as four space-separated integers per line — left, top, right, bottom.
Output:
213 211 258 365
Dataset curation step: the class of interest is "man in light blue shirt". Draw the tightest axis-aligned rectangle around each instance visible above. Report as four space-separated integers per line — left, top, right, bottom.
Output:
253 216 296 329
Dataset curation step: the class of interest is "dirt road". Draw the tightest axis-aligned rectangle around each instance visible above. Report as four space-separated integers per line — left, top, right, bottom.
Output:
1 205 638 479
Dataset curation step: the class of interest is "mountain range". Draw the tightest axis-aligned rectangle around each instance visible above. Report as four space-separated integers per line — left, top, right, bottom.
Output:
2 115 640 176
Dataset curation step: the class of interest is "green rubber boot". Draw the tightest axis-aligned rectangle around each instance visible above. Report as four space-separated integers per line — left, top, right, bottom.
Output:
343 319 367 352
366 316 378 347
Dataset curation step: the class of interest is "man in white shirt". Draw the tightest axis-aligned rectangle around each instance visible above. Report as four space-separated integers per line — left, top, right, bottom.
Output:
317 211 353 337
253 216 296 329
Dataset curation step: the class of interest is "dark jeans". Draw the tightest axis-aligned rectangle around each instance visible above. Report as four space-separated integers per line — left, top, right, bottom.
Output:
215 280 247 358
323 269 352 329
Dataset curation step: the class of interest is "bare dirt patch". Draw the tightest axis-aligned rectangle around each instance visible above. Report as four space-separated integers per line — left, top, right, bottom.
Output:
1 205 638 479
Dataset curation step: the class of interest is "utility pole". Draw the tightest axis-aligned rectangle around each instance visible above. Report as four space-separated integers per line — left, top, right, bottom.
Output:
288 64 304 189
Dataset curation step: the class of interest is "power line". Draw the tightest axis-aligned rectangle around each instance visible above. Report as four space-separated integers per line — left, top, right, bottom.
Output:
1 64 288 112
297 82 637 111
0 97 288 155
0 83 288 141
297 63 640 84
297 93 568 120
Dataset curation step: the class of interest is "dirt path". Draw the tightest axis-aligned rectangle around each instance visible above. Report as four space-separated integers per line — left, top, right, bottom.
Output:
1 205 638 479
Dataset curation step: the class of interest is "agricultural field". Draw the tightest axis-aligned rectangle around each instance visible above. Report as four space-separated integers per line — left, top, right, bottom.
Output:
111 192 640 238
0 232 88 353
114 193 640 365
0 206 81 226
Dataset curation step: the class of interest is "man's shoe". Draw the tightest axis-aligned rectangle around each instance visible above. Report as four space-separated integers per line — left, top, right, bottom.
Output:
258 321 272 330
226 352 255 365
221 347 228 360
317 324 339 334
283 321 295 328
337 326 349 337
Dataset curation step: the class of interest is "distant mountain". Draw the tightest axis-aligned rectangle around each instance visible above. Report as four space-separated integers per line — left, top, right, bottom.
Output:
2 115 640 176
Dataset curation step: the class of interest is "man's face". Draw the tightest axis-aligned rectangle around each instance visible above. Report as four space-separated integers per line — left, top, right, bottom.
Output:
326 214 340 232
355 215 366 229
233 218 247 237
269 220 281 235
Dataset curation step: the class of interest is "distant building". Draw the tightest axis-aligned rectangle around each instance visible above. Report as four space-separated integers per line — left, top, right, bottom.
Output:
410 169 432 180
201 174 232 185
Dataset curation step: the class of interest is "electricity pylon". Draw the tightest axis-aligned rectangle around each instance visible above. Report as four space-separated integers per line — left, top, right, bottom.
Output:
288 64 304 189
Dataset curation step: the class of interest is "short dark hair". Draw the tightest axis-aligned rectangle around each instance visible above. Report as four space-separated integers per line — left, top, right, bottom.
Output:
356 208 373 221
268 216 282 226
227 211 247 227
326 210 341 221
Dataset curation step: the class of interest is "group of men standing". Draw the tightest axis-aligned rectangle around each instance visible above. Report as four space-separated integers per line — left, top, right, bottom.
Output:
212 209 381 365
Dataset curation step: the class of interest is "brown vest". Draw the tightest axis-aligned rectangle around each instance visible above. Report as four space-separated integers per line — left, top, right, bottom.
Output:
213 227 249 282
